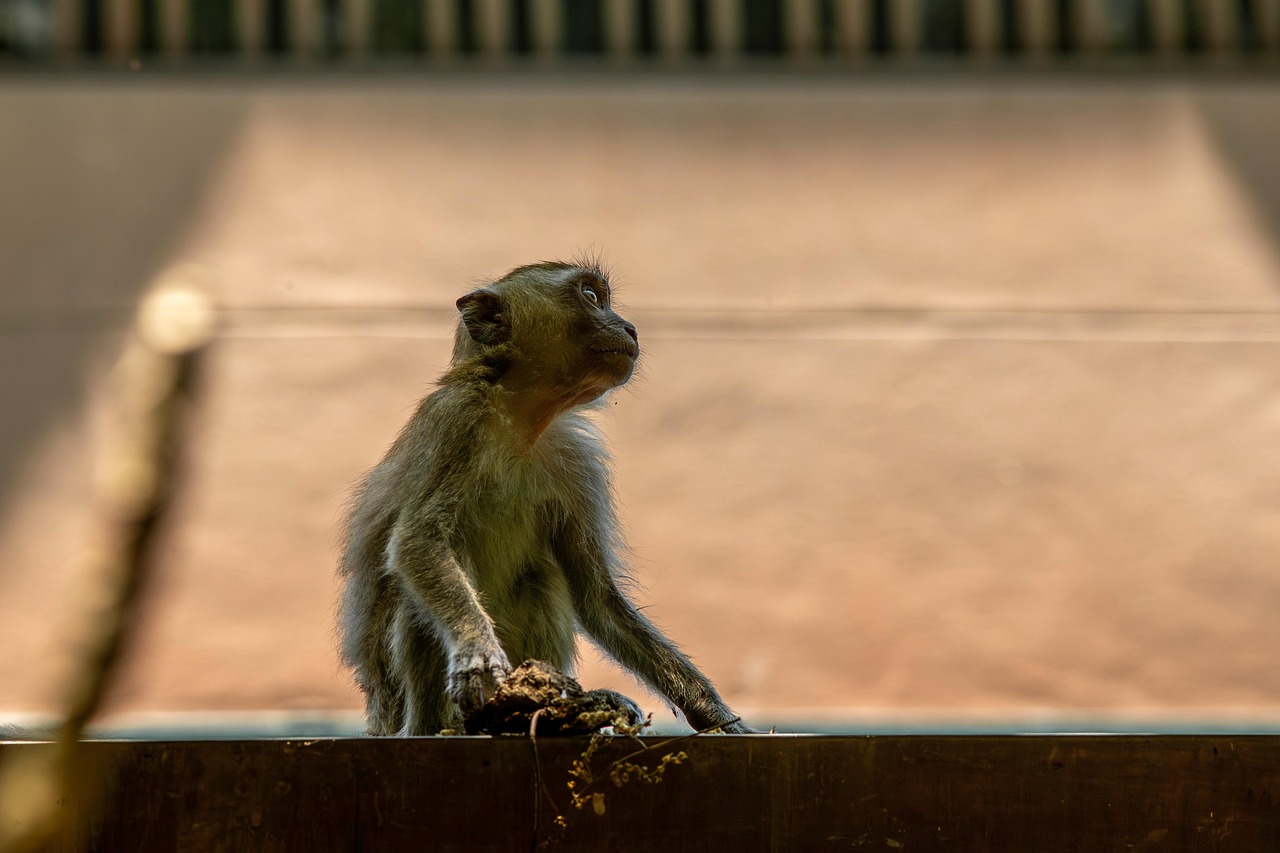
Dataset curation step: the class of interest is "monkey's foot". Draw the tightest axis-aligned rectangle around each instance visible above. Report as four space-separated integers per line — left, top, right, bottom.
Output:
463 659 647 736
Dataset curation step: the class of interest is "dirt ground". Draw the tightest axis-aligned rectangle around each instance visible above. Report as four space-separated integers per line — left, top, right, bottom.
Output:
3 74 1280 730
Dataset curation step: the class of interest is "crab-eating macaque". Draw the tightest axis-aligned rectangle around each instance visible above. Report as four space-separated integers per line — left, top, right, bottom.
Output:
338 260 751 735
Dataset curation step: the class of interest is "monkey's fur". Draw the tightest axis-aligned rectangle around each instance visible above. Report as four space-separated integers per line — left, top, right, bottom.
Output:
338 261 749 736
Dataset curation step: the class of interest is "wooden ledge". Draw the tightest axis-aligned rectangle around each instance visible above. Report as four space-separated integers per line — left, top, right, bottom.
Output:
4 735 1280 851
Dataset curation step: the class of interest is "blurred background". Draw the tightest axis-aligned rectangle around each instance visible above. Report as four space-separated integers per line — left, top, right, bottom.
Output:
2 0 1280 735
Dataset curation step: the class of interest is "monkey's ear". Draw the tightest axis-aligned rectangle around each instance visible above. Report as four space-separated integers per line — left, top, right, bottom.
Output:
456 289 510 346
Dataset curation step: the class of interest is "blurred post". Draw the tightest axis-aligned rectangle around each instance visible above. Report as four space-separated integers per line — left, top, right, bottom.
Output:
236 0 265 57
1017 0 1054 56
160 0 187 56
785 0 818 58
1148 0 1184 54
892 0 919 55
708 0 741 59
834 0 870 56
105 0 138 58
345 0 370 59
288 0 319 57
1196 0 1237 53
476 0 508 59
1261 0 1280 51
965 0 999 55
529 0 561 59
604 0 636 58
654 0 688 60
1073 0 1108 53
424 0 456 57
51 0 81 57
0 280 216 853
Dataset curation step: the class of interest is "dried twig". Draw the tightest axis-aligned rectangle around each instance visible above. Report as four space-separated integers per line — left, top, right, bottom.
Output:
0 282 216 853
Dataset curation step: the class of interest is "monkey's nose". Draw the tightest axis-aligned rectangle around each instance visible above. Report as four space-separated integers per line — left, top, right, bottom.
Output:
622 322 638 344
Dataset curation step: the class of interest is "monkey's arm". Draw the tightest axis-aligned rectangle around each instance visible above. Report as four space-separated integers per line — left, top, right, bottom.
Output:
388 519 511 714
554 517 753 734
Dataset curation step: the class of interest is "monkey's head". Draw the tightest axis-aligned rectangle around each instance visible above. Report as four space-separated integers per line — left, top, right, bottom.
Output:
452 261 640 415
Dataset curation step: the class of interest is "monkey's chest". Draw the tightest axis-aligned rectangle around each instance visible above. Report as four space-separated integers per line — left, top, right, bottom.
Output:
456 471 565 593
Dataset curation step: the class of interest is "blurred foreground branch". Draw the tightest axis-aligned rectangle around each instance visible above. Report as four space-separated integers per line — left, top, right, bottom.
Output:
0 281 217 853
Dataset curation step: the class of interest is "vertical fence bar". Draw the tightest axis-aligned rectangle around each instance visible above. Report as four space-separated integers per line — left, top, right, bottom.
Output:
236 0 265 56
1017 0 1053 54
105 0 138 57
425 0 456 56
891 0 919 54
345 0 370 58
654 0 688 58
708 0 741 58
1259 0 1280 50
604 0 636 57
834 0 870 55
160 0 187 56
288 0 319 56
965 0 999 54
52 0 82 57
785 0 819 56
1148 0 1183 53
529 0 560 57
476 0 508 58
1196 0 1236 52
1073 0 1109 52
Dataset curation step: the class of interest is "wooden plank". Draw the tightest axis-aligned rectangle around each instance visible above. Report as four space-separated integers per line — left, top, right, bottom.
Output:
833 0 870 55
8 736 1280 852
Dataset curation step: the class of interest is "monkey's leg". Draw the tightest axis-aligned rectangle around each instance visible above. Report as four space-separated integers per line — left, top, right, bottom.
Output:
389 605 453 735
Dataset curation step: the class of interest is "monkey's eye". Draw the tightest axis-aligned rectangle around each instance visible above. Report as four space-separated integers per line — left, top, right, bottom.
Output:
582 287 600 306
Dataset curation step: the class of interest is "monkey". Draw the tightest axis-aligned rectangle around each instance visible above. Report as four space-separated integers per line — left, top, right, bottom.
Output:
337 260 752 736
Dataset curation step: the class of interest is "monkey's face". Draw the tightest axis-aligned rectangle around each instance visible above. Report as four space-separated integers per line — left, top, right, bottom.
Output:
456 263 639 411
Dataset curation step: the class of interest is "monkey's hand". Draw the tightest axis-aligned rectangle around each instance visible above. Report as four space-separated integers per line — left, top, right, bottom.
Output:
447 646 512 715
713 718 759 735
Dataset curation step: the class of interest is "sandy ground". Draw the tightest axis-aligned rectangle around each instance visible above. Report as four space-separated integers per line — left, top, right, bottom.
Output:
3 74 1280 729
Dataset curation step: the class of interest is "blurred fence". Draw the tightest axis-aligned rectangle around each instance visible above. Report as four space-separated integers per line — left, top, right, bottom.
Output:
1 0 1277 62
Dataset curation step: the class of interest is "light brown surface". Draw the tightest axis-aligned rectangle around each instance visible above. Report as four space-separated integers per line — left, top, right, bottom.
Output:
3 76 1280 727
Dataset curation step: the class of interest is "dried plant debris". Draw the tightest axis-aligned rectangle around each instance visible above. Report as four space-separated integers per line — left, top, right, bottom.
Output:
463 660 646 736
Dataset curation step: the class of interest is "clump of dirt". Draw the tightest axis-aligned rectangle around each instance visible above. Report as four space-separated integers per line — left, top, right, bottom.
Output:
463 660 645 736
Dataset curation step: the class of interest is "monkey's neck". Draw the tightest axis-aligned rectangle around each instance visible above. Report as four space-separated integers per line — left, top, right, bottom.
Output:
491 383 575 448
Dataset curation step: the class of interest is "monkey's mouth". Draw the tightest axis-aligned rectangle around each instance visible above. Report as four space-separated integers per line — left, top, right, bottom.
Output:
592 343 640 359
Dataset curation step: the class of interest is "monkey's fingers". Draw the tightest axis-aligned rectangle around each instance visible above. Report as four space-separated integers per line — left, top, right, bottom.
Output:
448 652 510 714
586 688 646 727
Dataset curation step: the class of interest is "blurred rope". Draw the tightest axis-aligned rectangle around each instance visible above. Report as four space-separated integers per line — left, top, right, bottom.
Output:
0 280 217 853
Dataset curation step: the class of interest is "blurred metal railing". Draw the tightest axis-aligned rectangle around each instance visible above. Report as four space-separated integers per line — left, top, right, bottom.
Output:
2 0 1278 62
